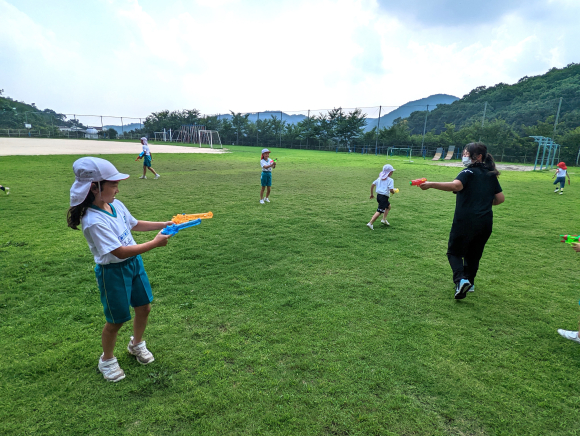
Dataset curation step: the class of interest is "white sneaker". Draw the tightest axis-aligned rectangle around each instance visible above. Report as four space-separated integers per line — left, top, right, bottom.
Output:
98 354 125 382
558 329 580 344
5 187 9 195
381 219 390 226
366 222 373 230
559 191 564 195
454 279 472 300
127 336 155 364
260 199 265 204
264 198 270 202
139 176 147 179
154 174 160 179
554 188 560 193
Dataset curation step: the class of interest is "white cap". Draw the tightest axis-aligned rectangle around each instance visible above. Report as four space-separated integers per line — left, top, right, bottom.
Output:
379 164 395 179
261 148 270 153
70 157 129 206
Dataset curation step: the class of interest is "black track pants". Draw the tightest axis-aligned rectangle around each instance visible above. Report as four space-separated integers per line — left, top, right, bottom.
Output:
446 220 493 285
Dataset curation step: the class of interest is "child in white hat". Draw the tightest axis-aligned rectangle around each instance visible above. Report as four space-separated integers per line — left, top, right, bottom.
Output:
367 164 396 230
138 137 160 179
67 157 173 382
260 148 276 204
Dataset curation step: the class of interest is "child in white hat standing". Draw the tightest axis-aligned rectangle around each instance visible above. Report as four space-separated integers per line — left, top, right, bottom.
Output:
367 164 396 230
67 157 172 382
260 148 276 204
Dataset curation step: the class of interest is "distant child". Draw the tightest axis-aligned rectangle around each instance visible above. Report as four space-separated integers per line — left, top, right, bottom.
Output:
67 157 172 382
138 137 160 179
260 148 276 204
367 164 396 230
558 242 580 344
0 184 9 195
552 162 570 194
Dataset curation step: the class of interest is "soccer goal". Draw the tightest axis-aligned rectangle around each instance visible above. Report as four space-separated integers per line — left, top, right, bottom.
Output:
386 147 413 162
199 130 223 149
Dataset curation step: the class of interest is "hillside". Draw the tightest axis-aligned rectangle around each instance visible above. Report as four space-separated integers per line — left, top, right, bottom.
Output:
403 63 580 135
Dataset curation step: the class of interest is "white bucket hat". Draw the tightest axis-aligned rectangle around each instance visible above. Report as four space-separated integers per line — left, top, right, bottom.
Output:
70 157 129 206
261 148 270 153
379 164 395 180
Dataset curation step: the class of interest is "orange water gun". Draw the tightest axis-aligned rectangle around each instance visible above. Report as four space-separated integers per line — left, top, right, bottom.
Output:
410 178 427 186
172 212 213 224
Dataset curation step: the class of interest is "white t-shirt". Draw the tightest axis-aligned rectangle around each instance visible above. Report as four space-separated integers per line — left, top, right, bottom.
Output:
142 144 151 156
261 158 273 172
373 177 394 196
556 168 567 177
81 199 138 265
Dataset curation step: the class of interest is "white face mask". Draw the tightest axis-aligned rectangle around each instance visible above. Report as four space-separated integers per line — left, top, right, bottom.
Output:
462 156 472 167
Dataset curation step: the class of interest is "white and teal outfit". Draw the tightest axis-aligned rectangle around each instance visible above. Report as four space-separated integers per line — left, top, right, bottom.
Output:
81 199 153 324
260 158 274 187
142 143 152 167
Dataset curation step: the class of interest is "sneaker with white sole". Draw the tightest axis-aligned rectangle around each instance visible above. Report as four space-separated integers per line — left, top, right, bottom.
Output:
5 187 9 195
139 176 147 179
559 191 564 195
366 222 373 230
381 219 390 226
554 188 560 193
154 174 160 179
127 336 155 364
558 329 580 344
260 199 265 204
467 285 475 293
454 279 472 300
98 354 125 382
264 198 270 202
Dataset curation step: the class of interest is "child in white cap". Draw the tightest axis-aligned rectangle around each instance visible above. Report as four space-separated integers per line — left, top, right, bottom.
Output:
0 184 9 195
138 137 160 179
260 148 276 204
67 157 172 382
367 164 396 230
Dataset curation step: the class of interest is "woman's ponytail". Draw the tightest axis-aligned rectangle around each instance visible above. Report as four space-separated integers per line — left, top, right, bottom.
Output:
466 142 500 176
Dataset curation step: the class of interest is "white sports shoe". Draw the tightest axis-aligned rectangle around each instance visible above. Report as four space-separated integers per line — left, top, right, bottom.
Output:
154 174 160 179
558 329 580 344
127 336 155 364
264 198 270 202
139 176 147 179
366 222 373 230
554 188 560 193
260 199 265 204
5 187 9 195
98 354 125 382
381 219 390 226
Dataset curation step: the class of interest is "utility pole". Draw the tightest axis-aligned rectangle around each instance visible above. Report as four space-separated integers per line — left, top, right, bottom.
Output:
553 97 563 162
257 112 259 147
375 106 382 155
420 105 429 154
479 102 487 142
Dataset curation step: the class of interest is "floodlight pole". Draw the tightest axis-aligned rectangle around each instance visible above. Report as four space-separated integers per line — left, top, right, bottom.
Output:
375 105 381 155
553 97 562 162
420 105 429 153
479 102 487 142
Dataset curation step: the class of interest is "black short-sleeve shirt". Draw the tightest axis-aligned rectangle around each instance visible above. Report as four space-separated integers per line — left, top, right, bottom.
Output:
453 164 502 223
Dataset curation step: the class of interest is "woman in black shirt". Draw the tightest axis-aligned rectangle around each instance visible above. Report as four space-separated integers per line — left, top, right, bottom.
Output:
420 142 505 299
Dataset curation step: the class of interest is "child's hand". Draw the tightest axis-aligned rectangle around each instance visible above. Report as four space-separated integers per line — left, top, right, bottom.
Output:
573 243 580 253
370 194 374 199
164 221 174 228
153 231 171 247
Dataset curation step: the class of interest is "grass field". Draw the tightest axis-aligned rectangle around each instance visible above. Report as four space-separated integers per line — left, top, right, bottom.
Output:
1 146 579 435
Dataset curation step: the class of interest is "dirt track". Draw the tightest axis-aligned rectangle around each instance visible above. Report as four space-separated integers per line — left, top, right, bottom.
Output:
435 161 535 172
0 138 228 156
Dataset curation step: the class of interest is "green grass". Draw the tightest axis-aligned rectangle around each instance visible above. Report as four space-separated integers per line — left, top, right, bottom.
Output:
1 146 579 435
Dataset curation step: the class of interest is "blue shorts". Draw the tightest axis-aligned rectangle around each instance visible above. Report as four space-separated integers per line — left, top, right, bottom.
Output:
143 155 152 167
554 177 565 189
95 255 153 324
261 171 272 187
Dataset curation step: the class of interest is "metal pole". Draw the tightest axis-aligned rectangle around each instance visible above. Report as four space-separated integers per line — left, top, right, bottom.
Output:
420 105 429 152
539 137 548 170
479 102 487 142
279 111 282 147
257 112 259 147
553 97 562 162
375 106 382 155
121 117 124 136
307 110 310 147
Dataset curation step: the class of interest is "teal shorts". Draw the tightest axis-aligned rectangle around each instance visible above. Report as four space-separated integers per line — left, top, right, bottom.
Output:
95 255 153 324
261 171 272 187
143 155 152 167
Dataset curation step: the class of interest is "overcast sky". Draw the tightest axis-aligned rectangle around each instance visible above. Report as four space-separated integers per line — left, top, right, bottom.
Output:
1 0 579 119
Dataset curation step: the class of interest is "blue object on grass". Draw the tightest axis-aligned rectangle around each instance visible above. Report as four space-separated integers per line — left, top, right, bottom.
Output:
161 218 201 236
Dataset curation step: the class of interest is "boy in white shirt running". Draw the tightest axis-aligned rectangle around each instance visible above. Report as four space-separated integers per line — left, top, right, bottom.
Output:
367 164 396 230
552 162 570 194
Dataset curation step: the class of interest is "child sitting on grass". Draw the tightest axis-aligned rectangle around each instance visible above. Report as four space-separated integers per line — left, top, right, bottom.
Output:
552 162 570 195
67 157 172 382
367 164 396 230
